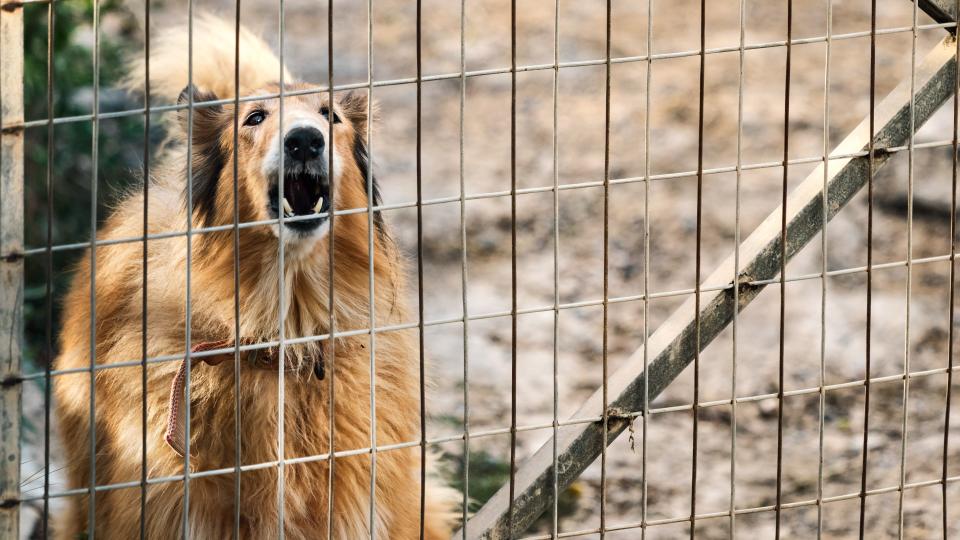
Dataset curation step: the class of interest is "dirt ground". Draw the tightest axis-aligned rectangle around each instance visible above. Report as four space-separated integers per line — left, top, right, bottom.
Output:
18 0 960 538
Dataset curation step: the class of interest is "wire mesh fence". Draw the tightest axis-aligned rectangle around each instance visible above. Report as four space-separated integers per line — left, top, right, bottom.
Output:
1 0 959 538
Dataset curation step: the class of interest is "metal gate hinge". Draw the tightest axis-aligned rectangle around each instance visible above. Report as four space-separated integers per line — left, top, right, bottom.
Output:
1 251 24 263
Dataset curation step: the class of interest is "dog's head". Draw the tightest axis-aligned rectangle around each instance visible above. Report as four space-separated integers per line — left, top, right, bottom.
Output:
178 83 377 241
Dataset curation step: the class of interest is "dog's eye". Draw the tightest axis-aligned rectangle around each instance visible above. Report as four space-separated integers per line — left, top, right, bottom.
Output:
320 107 342 124
244 110 267 126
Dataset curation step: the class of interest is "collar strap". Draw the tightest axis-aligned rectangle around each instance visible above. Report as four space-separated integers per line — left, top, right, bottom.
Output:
164 339 324 457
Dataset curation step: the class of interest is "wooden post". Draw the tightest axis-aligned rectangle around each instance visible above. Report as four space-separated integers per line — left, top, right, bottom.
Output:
0 2 24 538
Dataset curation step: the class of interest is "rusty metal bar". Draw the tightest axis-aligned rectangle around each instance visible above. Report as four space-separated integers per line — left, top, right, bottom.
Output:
456 11 960 540
0 3 23 539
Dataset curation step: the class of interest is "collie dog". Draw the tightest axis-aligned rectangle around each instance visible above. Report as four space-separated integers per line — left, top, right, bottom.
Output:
53 15 454 538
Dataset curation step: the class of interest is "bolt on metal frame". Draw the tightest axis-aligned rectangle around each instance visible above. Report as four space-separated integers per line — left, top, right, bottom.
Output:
0 1 957 539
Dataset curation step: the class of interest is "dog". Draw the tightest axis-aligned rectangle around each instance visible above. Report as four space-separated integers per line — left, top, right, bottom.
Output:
53 14 455 538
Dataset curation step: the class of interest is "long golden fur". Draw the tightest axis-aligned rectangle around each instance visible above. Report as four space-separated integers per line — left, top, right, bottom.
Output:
53 14 454 538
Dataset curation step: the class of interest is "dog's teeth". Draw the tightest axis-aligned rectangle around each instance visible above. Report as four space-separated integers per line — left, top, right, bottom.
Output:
314 197 325 213
282 197 294 216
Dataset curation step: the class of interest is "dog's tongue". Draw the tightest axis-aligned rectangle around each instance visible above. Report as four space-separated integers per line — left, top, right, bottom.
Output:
285 175 315 214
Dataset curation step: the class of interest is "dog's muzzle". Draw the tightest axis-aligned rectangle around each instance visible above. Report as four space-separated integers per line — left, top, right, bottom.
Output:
267 126 332 233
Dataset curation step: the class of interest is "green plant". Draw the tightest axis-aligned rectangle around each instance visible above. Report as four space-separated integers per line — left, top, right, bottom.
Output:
443 449 581 529
22 1 142 369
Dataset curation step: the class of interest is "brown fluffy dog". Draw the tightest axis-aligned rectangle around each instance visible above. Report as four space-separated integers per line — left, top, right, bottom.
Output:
53 15 454 539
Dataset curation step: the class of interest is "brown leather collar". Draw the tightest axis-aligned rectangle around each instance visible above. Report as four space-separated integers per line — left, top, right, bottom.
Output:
164 339 324 457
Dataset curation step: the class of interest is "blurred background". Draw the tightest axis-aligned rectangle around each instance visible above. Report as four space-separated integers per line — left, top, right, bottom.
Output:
15 0 960 537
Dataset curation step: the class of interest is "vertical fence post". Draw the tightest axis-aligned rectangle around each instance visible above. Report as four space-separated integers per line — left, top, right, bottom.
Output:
0 2 24 538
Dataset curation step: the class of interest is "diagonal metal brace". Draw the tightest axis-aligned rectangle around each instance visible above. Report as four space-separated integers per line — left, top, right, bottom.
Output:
917 0 958 27
457 10 960 540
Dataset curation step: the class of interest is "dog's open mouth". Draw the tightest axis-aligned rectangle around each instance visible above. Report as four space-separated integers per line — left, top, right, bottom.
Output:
268 171 331 233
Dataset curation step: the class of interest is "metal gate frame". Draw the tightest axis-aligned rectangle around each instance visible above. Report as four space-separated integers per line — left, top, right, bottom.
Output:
0 1 958 539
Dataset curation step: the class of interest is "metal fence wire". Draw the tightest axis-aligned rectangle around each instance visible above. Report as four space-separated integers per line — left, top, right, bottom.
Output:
1 0 959 538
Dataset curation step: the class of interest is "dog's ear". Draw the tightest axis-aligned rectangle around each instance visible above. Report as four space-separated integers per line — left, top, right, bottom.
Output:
178 84 225 138
340 91 385 234
338 91 376 136
352 131 386 238
178 84 227 225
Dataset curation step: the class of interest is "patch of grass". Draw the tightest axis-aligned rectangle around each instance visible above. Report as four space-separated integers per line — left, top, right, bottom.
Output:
442 449 581 528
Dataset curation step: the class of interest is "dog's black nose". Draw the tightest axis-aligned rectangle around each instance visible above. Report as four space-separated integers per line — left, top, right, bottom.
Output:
284 127 324 162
